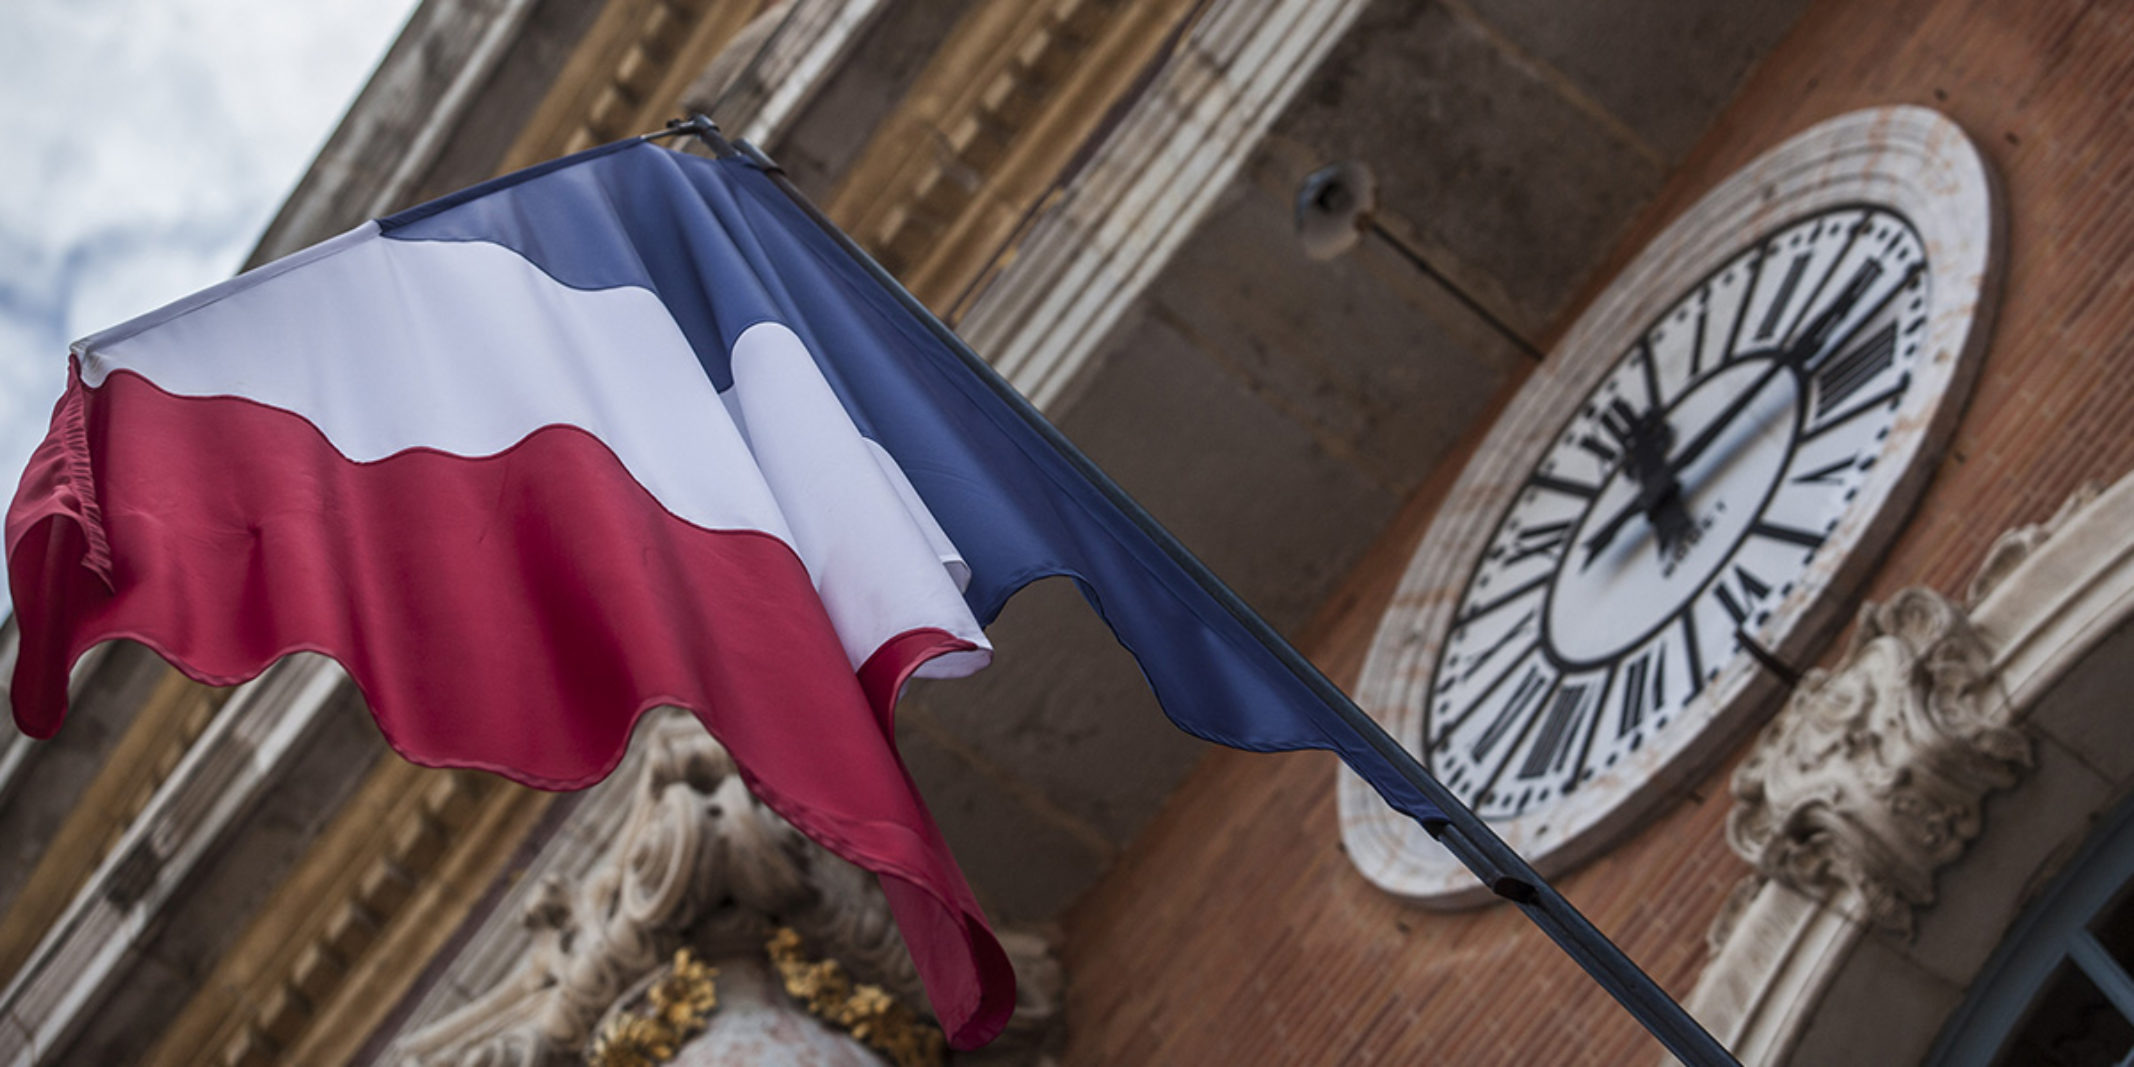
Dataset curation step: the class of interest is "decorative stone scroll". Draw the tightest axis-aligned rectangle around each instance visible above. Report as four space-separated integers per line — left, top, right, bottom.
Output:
1677 479 2134 1065
1726 589 2031 938
393 712 1061 1066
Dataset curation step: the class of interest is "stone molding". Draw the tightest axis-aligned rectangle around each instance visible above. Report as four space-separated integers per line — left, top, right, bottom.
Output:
497 0 767 171
0 655 350 1066
823 0 1202 311
1726 589 2029 939
140 763 552 1067
955 0 1373 410
1687 476 2134 1064
389 711 1061 1066
677 0 889 149
249 0 546 262
0 660 224 991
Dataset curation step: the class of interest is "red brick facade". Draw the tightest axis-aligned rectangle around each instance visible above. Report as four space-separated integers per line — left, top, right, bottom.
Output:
1061 1 2134 1061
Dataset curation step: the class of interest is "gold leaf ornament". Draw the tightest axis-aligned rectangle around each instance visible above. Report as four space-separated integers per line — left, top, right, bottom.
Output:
765 927 946 1067
586 949 720 1067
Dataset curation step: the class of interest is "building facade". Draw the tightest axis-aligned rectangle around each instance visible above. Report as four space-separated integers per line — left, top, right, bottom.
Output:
1 0 2130 1063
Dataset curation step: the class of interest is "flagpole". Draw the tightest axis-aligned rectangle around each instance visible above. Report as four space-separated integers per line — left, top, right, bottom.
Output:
655 115 1740 1067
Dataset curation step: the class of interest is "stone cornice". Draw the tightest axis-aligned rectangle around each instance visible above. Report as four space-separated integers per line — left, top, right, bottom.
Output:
248 0 548 263
496 0 771 172
0 656 350 1065
954 0 1374 410
824 0 1203 314
0 670 225 990
141 763 551 1067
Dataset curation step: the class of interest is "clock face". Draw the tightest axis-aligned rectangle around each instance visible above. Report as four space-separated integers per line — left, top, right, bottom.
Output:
1429 205 1929 820
1337 107 2001 905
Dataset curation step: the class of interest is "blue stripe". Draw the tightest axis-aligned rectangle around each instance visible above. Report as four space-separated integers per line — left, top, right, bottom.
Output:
378 141 1442 823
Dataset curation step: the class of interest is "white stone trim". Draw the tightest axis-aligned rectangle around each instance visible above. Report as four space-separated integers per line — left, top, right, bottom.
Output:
955 0 1373 411
1685 473 2134 1064
679 0 889 151
0 655 349 1066
250 0 543 262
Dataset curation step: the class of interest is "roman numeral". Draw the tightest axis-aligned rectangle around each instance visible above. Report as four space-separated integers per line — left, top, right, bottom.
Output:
1472 665 1552 763
1502 521 1574 566
1735 564 1772 599
1460 611 1535 682
1757 253 1811 342
1638 341 1664 409
1688 296 1709 379
1780 213 1871 343
1519 681 1593 781
1578 434 1620 465
1750 520 1826 549
1790 457 1856 485
1802 372 1912 443
1442 643 1541 737
1714 582 1748 625
1681 615 1705 697
1617 644 1665 738
1791 259 1885 365
1455 575 1549 630
1528 473 1600 499
1713 564 1775 627
1813 320 1899 419
1600 397 1642 447
1720 252 1767 363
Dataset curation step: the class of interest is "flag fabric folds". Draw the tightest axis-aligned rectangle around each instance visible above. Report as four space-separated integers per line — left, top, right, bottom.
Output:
7 139 1445 1048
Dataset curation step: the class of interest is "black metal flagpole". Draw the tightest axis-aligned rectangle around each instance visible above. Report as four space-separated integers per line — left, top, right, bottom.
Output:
651 114 1739 1067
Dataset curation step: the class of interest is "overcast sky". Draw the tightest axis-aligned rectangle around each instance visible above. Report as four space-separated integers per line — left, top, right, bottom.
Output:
0 0 417 604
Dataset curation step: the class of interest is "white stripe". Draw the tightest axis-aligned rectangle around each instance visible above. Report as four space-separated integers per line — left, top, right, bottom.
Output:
75 229 989 673
730 322 989 678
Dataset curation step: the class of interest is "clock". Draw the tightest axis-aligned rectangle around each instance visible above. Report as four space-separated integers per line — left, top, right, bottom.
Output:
1337 106 2002 904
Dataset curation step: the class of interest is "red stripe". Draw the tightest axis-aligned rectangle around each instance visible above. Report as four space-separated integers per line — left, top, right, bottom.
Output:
6 368 1012 1048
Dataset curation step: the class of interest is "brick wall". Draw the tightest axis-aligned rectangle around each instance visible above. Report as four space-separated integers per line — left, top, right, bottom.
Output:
1059 1 2134 1062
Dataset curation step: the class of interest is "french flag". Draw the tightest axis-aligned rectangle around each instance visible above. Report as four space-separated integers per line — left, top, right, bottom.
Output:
7 139 1444 1048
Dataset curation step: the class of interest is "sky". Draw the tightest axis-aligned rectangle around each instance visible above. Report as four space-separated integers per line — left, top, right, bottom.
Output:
0 0 419 602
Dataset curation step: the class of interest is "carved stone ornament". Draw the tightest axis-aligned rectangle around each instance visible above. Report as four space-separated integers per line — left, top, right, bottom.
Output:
1726 589 2031 937
1965 481 2102 607
392 711 1062 1066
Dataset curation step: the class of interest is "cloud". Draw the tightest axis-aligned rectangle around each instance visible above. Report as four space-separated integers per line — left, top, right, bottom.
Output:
0 0 417 606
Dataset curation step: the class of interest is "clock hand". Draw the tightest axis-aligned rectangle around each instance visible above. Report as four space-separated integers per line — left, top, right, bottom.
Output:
1581 359 1790 568
1579 398 1679 566
1579 259 1924 569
